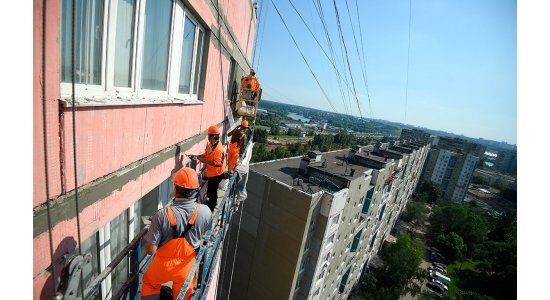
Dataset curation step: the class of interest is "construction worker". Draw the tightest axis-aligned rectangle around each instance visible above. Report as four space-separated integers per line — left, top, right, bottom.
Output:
240 69 261 100
189 125 225 212
228 130 245 172
141 167 213 300
228 119 252 145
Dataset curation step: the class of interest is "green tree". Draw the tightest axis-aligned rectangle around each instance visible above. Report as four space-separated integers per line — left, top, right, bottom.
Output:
436 232 466 261
402 201 429 225
379 233 424 288
419 181 443 204
253 129 268 143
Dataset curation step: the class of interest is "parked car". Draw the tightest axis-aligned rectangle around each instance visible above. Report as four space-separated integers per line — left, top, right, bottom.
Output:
429 278 448 291
430 270 451 286
427 289 444 299
429 265 447 274
432 262 447 270
427 282 446 293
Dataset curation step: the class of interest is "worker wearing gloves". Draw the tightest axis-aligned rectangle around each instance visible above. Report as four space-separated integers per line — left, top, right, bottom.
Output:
189 125 226 212
141 167 213 300
228 120 252 144
228 130 245 173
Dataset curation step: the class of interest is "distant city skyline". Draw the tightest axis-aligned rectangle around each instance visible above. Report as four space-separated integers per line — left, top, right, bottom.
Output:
253 0 517 144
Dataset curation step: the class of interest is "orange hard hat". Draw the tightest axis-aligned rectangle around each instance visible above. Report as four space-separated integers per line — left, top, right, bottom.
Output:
241 120 248 127
207 125 221 135
172 167 199 189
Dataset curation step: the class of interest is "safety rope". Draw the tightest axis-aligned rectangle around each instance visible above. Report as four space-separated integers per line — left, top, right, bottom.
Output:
225 186 246 300
71 0 84 295
42 0 57 293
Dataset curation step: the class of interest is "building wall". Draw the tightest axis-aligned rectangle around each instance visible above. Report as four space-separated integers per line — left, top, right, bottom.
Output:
33 0 257 298
223 142 430 300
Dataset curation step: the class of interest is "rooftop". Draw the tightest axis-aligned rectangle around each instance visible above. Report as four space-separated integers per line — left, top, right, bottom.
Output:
250 149 374 195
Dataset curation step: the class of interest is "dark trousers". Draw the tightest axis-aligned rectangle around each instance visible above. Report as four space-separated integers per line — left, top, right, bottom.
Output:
206 174 224 212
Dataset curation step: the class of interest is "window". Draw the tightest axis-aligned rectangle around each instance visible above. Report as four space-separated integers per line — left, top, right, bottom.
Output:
327 234 335 244
60 0 207 102
141 0 172 91
80 232 101 300
332 214 340 225
110 210 129 296
60 0 104 85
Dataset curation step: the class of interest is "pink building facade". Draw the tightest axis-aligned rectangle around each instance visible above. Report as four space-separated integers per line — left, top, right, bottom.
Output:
33 0 257 298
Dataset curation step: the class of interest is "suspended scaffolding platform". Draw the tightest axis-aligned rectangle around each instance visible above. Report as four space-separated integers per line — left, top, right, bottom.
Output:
55 140 256 300
236 73 262 120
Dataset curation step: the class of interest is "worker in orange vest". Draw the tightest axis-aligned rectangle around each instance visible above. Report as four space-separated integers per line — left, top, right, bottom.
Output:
228 130 245 173
141 167 212 300
190 125 226 212
240 69 261 100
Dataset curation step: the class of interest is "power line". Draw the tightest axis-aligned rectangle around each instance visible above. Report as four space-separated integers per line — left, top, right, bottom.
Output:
271 1 338 114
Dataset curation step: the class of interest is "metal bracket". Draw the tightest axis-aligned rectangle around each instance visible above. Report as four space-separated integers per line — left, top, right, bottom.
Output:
52 253 92 300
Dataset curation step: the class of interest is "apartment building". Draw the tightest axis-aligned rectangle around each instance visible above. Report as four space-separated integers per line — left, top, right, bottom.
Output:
33 0 257 298
217 141 430 300
419 136 486 201
494 149 517 174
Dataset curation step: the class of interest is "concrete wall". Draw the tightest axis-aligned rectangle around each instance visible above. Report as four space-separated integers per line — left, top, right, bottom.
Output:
33 0 257 298
219 172 316 300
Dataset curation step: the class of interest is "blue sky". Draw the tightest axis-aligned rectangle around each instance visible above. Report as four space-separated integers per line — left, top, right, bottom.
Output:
252 0 517 144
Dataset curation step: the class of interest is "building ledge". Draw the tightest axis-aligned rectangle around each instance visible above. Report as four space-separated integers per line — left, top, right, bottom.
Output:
59 96 204 107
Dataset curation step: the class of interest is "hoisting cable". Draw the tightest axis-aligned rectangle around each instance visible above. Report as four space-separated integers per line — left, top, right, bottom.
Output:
404 0 412 124
71 0 85 296
312 0 352 115
217 0 228 139
354 0 374 118
288 0 350 115
254 0 270 73
251 0 265 69
344 0 374 119
42 0 57 294
332 0 363 119
226 195 246 300
271 1 338 114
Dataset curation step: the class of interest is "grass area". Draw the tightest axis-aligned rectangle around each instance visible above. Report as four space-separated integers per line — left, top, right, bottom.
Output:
445 260 485 298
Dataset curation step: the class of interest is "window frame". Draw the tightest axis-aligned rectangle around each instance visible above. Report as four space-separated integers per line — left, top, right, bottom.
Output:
60 0 207 104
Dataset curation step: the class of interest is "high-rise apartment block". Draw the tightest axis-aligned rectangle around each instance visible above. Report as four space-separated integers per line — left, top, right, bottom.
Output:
494 149 517 174
419 136 486 201
218 141 430 300
399 128 431 142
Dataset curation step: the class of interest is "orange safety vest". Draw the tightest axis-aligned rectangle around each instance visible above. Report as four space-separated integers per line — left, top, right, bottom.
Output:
141 206 200 300
204 141 225 177
241 75 260 93
228 142 240 172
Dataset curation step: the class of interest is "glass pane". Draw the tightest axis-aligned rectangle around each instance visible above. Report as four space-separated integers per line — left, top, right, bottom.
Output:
110 211 128 297
137 187 159 260
114 0 135 87
192 30 204 95
60 0 104 85
141 0 172 90
80 232 101 300
178 16 196 94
